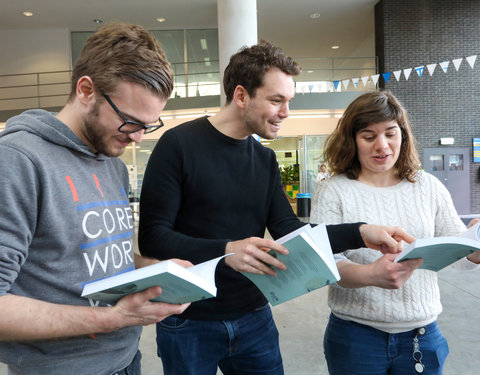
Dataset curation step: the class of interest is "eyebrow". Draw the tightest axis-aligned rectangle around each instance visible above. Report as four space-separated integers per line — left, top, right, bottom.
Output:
358 125 399 133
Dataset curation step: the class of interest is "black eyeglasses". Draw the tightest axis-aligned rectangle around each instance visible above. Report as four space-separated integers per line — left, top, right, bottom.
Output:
103 94 164 134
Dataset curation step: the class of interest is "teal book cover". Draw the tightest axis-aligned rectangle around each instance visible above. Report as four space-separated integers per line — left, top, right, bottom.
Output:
395 237 479 272
82 256 224 305
241 224 340 306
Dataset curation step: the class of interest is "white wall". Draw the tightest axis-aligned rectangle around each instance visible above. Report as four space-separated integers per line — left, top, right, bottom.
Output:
0 29 71 75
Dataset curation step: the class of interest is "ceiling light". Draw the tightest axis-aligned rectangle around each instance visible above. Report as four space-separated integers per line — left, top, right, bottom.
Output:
156 17 166 23
307 70 314 73
200 38 208 50
310 13 321 19
331 45 340 49
93 19 103 24
22 11 34 17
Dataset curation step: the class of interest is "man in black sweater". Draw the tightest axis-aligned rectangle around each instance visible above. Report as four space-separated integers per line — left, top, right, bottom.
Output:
139 42 414 375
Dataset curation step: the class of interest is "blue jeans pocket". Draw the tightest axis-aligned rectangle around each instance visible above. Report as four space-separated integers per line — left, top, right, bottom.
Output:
157 316 188 329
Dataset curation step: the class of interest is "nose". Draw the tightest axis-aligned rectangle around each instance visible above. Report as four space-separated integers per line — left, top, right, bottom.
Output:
375 135 388 149
128 129 145 143
279 102 290 119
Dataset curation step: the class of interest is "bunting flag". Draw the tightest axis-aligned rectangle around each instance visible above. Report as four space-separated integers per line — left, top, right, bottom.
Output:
415 66 425 77
452 58 463 71
403 68 412 80
439 61 449 73
308 84 314 93
326 52 478 89
466 55 477 68
382 72 391 83
426 63 437 76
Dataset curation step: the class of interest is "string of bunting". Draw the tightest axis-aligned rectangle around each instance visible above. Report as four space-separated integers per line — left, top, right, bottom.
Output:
297 54 478 93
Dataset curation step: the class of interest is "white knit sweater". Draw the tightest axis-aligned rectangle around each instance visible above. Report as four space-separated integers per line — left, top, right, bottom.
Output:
311 171 477 333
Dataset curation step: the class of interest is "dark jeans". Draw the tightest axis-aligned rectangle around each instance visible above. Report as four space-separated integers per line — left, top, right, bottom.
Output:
324 313 449 375
156 304 283 375
112 350 141 375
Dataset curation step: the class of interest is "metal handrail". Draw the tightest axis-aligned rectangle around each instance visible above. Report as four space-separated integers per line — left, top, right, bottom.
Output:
0 56 377 112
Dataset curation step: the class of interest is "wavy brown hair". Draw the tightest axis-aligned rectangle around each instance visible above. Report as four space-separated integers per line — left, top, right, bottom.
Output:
69 23 173 101
323 91 420 182
223 41 301 104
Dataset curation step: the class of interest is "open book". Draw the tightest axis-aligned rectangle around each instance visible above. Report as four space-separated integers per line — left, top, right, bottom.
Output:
395 222 480 271
82 255 226 305
241 224 340 306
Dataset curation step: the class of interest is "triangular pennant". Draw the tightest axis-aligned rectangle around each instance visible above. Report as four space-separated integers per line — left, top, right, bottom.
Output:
342 79 350 90
371 74 380 86
351 78 359 88
308 84 313 93
361 76 369 86
403 68 412 80
439 61 449 73
466 55 477 69
393 70 402 81
326 81 333 91
333 80 340 90
415 66 424 77
452 58 463 71
427 63 437 76
382 72 391 84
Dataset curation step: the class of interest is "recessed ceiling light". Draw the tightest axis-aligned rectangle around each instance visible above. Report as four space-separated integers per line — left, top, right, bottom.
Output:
307 70 314 73
310 12 321 19
22 11 34 17
93 18 103 24
331 45 340 49
156 17 166 23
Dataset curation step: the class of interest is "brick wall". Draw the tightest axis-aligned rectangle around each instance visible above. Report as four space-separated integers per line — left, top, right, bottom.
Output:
375 0 480 213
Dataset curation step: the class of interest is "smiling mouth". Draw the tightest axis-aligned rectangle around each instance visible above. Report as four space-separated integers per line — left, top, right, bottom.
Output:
373 155 390 160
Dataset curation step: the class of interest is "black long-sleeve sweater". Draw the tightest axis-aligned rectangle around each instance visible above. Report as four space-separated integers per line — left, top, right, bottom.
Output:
139 117 364 320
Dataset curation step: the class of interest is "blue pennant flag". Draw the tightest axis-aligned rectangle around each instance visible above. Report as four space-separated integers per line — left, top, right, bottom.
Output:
382 72 391 84
333 80 340 90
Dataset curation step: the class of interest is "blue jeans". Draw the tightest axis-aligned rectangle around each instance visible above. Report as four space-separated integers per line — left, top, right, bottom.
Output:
112 350 141 375
156 304 283 375
323 313 449 375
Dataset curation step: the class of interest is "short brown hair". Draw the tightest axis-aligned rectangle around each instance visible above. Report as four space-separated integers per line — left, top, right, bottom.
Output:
69 23 173 101
223 41 301 104
323 90 420 182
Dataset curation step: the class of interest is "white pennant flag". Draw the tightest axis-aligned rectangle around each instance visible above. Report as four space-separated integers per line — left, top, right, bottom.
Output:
371 74 380 86
351 78 359 88
361 76 369 86
452 58 463 71
403 68 412 81
466 55 477 69
393 70 402 81
342 79 350 90
426 63 437 76
415 66 425 77
326 81 333 91
439 61 449 73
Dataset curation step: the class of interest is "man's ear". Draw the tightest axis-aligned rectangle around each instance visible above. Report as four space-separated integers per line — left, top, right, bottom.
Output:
76 76 97 105
232 85 249 109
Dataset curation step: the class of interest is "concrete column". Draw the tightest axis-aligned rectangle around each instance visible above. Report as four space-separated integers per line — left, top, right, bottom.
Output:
217 0 257 105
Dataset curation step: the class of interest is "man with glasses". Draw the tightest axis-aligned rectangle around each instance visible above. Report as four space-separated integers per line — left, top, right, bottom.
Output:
139 41 415 374
0 23 189 375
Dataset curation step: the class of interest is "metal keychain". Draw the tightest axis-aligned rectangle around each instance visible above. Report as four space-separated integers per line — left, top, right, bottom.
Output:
413 327 426 373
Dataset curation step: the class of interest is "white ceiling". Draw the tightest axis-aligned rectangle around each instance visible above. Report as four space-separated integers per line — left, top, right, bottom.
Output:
0 0 378 59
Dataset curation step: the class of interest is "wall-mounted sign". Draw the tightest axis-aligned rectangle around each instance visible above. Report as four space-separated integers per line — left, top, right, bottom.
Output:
474 138 480 163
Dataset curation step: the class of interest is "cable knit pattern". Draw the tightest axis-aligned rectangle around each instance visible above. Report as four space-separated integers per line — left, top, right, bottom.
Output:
311 171 467 332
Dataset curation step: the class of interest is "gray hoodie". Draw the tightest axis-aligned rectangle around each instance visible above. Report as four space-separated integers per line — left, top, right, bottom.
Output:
0 110 141 374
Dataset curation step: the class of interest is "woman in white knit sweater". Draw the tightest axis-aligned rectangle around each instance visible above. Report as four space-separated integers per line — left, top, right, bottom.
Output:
310 91 480 375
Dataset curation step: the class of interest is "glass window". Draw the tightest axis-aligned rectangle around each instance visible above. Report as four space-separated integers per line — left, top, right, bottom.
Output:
449 154 463 171
429 155 444 171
